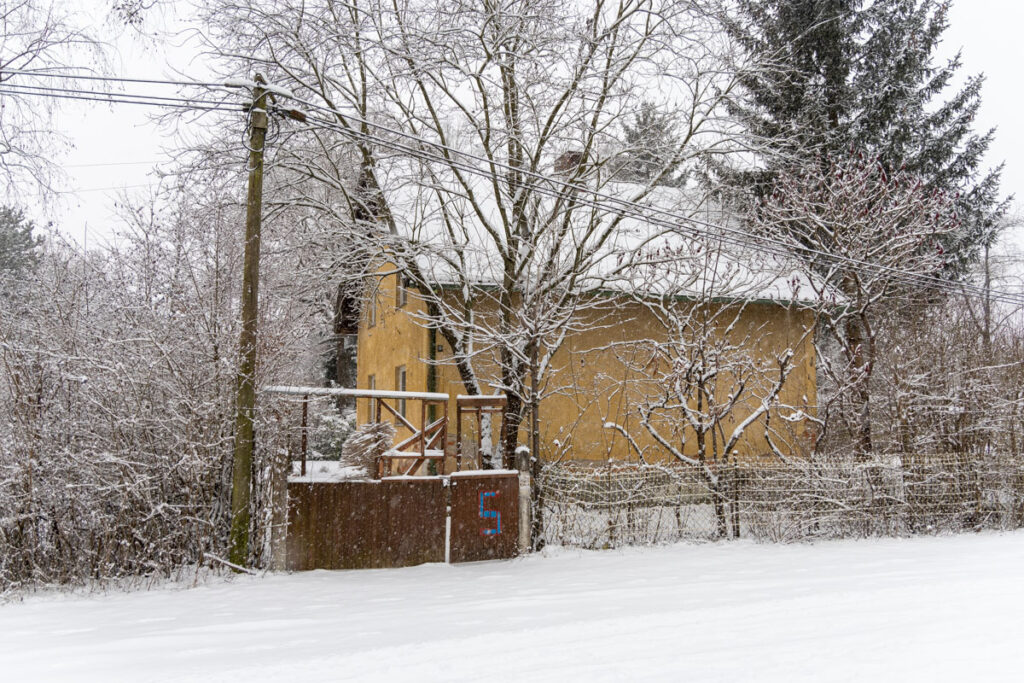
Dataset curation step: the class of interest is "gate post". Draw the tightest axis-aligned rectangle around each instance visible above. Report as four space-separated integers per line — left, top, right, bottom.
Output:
516 445 532 554
269 446 290 570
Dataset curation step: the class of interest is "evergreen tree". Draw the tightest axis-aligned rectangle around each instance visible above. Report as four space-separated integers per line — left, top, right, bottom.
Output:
724 0 1006 263
723 1 1007 455
619 101 685 187
0 206 42 277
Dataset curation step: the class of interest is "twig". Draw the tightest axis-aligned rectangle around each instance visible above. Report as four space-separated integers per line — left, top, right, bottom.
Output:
204 553 257 575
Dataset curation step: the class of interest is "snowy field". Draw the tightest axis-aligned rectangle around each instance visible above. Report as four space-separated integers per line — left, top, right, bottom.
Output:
4 533 1024 682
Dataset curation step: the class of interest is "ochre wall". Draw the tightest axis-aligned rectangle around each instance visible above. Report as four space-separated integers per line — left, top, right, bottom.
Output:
355 263 432 446
358 266 818 464
532 301 818 462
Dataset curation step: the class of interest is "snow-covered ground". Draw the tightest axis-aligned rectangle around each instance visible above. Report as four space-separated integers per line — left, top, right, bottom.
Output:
4 533 1024 682
290 459 367 482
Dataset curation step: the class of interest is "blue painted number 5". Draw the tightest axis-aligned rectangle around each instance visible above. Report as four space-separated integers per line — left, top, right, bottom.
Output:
479 491 501 536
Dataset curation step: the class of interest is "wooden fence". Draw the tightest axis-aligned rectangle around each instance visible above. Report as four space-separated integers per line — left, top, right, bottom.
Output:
286 471 521 570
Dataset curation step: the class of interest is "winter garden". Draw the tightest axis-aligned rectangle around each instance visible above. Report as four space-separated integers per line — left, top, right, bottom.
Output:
3 0 1024 651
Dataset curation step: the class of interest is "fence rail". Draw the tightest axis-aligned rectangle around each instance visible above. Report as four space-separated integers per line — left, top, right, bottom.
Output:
538 454 1024 547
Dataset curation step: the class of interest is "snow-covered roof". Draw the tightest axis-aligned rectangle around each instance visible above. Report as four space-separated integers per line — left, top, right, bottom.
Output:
385 173 820 304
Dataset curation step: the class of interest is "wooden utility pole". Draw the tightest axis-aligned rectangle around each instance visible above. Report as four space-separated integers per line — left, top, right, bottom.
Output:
229 76 269 567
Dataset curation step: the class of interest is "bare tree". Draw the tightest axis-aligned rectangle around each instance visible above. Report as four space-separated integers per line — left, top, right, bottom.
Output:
0 154 337 586
198 0 748 464
755 153 960 457
0 0 107 197
603 228 815 535
870 231 1024 457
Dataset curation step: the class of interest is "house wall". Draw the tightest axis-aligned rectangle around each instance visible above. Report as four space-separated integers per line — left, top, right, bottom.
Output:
357 264 818 464
553 301 817 462
355 263 432 443
431 298 817 463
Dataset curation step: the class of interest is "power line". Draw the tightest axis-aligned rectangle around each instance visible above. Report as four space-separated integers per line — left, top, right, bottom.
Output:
65 160 160 168
298 108 1022 306
5 74 1020 306
59 183 156 194
0 86 243 112
289 99 1005 305
0 67 224 89
0 77 979 303
0 81 239 108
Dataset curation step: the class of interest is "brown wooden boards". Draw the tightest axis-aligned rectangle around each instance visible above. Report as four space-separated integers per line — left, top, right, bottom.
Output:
286 472 519 569
449 471 520 563
383 478 447 567
286 478 446 570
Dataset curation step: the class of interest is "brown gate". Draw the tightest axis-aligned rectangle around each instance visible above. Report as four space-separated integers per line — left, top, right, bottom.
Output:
449 471 520 563
285 472 520 570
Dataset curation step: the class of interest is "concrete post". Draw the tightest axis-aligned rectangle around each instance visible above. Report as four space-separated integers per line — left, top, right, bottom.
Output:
516 445 532 554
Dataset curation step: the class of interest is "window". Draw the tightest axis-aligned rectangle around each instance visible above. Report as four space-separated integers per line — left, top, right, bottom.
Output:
367 292 377 328
368 374 376 421
395 365 407 417
396 276 408 309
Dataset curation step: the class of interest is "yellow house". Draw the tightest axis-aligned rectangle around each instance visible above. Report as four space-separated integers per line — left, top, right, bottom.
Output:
352 175 823 467
357 260 818 467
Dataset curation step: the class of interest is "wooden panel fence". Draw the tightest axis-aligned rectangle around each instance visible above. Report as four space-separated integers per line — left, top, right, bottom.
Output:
286 478 446 570
285 472 521 570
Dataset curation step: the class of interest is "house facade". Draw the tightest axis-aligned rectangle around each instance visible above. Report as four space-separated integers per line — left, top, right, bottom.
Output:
357 261 818 467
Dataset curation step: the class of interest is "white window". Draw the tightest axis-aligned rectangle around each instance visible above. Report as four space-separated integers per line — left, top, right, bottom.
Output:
395 365 407 417
368 374 376 421
396 277 408 309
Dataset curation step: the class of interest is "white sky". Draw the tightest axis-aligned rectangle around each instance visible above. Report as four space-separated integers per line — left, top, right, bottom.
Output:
23 0 1024 251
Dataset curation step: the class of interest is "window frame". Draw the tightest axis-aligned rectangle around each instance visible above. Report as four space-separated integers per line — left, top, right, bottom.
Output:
396 276 408 309
395 365 407 418
367 291 377 328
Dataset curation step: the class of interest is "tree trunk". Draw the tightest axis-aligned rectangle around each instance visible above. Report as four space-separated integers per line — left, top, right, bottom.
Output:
844 311 874 458
500 392 524 470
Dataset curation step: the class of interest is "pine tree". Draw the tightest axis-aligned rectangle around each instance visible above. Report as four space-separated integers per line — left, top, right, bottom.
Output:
0 206 42 276
725 0 1006 262
724 1 1007 456
619 101 684 187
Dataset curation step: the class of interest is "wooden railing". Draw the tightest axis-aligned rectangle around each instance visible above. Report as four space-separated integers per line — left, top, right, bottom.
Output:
263 386 451 476
373 392 449 475
265 386 511 476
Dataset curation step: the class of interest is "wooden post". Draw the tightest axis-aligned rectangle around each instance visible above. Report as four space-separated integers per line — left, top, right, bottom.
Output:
731 459 741 540
269 446 288 570
420 400 427 458
529 344 543 549
456 400 463 472
229 75 269 568
300 394 309 477
530 343 540 466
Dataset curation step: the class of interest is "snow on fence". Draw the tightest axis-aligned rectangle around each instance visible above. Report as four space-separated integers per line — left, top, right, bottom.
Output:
538 454 1024 547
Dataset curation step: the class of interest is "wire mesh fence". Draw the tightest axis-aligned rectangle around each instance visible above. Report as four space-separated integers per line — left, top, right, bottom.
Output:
538 454 1024 547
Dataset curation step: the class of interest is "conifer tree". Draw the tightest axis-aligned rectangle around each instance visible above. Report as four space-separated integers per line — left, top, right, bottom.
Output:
725 0 1005 261
619 101 685 187
0 206 42 277
724 1 1007 455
